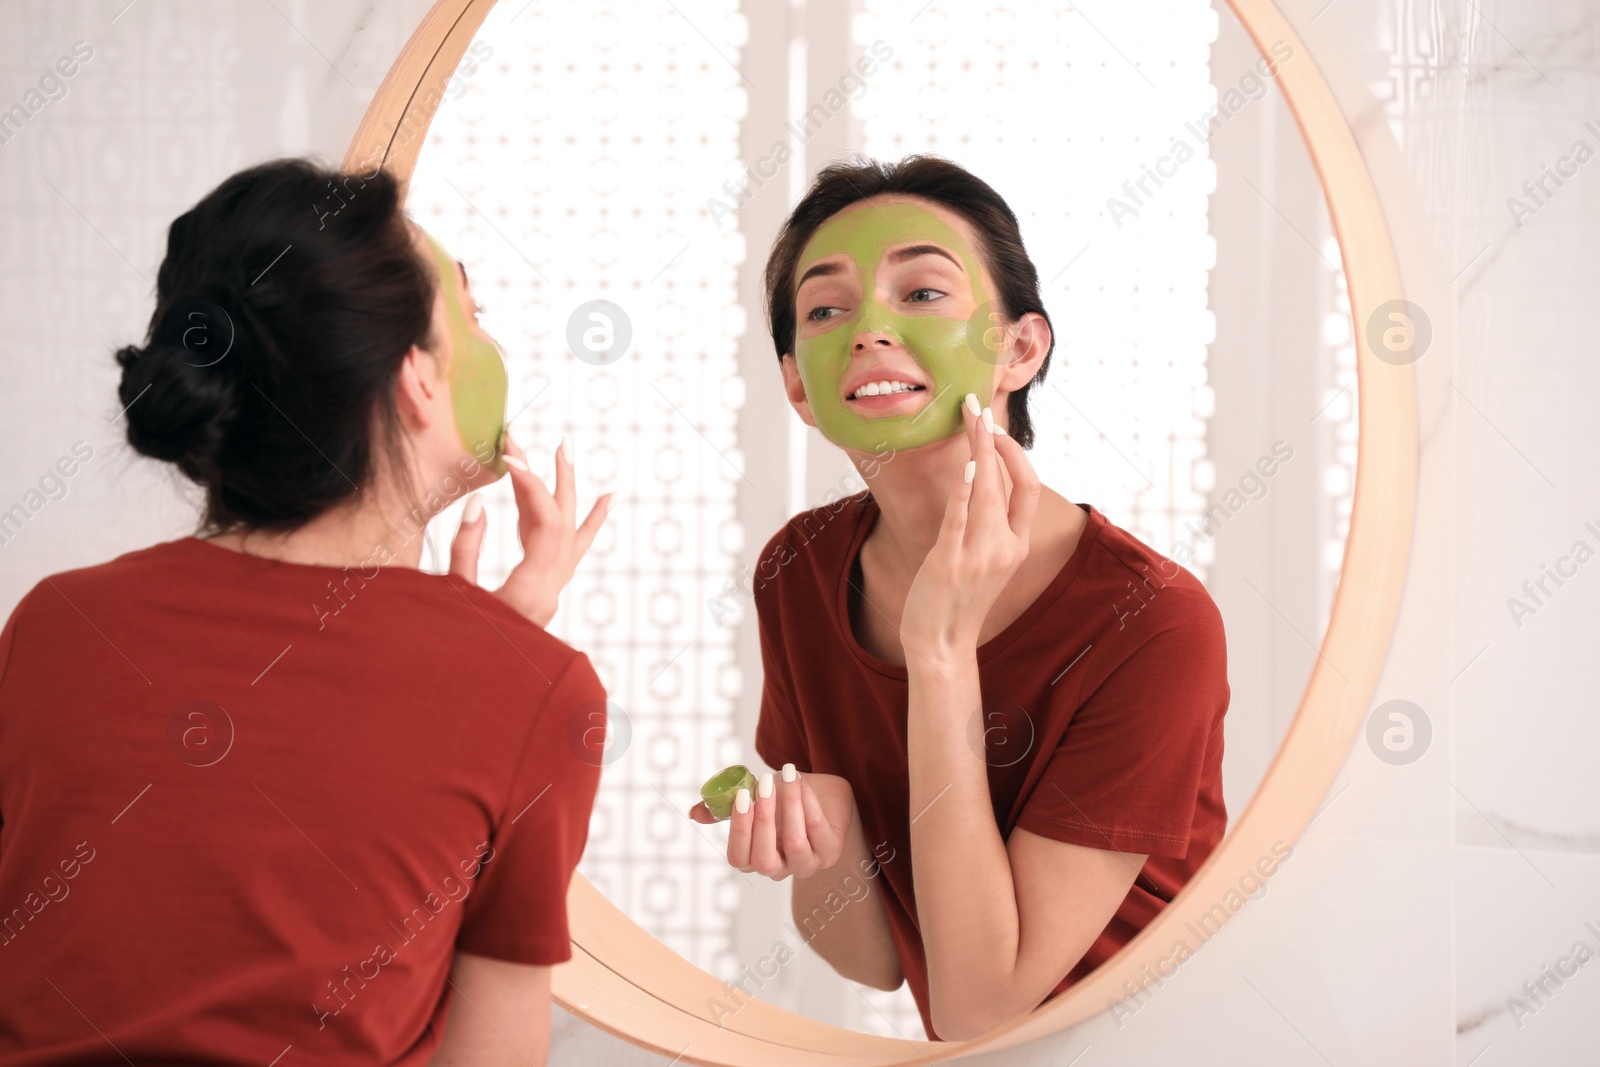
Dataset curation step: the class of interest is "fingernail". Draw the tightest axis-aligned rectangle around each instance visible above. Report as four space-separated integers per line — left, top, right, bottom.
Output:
504 455 528 472
995 423 1008 436
964 459 977 484
735 788 750 815
758 772 774 799
964 393 981 417
782 763 797 783
462 493 483 524
561 434 573 460
982 406 996 433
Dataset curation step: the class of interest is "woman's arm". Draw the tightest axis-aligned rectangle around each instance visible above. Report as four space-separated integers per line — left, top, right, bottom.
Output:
905 652 1144 1039
897 401 1145 1040
783 783 903 991
427 952 551 1067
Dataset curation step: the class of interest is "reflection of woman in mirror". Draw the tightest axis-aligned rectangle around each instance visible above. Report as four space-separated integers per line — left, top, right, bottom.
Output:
693 157 1230 1041
0 160 608 1065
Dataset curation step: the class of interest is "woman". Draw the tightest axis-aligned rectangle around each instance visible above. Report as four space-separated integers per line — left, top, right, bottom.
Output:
0 159 609 1066
692 156 1230 1041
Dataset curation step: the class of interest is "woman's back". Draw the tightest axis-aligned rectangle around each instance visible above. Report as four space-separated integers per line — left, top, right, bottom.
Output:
0 536 602 1065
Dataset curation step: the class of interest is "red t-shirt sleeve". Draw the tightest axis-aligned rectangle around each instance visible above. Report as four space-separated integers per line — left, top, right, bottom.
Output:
1015 583 1228 859
752 575 810 773
454 652 605 965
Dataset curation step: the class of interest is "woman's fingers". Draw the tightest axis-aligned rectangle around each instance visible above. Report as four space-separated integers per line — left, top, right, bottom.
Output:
502 433 560 548
725 787 754 871
687 800 718 824
799 777 844 868
573 493 613 561
937 454 974 553
968 400 1005 538
552 434 576 524
992 432 1042 540
747 772 787 879
488 431 611 628
448 492 485 585
776 765 817 878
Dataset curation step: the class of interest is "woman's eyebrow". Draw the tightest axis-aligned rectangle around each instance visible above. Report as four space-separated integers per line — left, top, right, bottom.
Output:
796 260 845 289
456 259 470 287
887 244 963 272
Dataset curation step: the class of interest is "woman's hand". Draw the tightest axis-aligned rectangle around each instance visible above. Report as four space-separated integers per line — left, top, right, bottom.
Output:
899 395 1042 658
450 432 612 628
689 767 855 880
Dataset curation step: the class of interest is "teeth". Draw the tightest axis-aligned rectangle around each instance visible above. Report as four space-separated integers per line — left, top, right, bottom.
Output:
852 380 923 399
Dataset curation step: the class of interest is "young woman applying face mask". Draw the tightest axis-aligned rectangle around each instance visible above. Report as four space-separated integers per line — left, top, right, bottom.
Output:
690 157 1231 1041
0 160 608 1067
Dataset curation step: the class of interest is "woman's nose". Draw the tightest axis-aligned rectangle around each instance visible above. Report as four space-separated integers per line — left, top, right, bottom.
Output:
852 333 895 352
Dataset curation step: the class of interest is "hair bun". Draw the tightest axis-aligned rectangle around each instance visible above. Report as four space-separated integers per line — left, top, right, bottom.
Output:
114 158 431 531
116 301 240 474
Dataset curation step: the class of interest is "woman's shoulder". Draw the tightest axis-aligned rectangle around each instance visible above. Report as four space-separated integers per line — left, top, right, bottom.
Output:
7 537 593 679
6 537 195 617
753 490 873 595
398 571 595 668
1073 509 1224 636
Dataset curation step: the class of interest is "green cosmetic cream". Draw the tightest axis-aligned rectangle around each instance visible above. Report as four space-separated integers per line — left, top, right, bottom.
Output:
701 764 758 821
422 231 509 475
792 201 1002 453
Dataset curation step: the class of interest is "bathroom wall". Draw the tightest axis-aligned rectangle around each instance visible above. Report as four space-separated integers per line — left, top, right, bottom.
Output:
1 0 1595 1063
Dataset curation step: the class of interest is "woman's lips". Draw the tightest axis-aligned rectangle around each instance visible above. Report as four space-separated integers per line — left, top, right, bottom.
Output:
844 385 929 416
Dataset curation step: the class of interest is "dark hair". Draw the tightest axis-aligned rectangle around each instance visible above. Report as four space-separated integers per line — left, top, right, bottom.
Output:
115 158 435 533
763 155 1054 449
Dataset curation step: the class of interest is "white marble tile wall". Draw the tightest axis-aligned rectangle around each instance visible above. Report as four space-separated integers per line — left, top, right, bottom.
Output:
0 0 1595 1063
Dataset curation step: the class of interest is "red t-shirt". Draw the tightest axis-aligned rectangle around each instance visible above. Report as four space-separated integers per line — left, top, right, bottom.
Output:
0 536 604 1066
753 493 1229 1040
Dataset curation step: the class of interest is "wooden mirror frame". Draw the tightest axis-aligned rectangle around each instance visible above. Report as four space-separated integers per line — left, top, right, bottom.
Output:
344 2 1417 1060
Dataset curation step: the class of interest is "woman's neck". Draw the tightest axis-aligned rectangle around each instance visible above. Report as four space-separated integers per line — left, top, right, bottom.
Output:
205 479 437 571
853 432 1012 574
852 431 1081 582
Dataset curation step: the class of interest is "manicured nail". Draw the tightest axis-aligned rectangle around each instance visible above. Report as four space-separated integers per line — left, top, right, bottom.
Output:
758 772 774 799
964 393 981 417
995 423 1008 436
735 788 750 815
782 763 797 783
504 455 528 472
964 460 976 484
462 493 483 524
981 406 996 433
561 434 573 461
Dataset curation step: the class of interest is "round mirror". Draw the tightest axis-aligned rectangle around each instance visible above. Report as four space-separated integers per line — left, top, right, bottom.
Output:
347 0 1415 1058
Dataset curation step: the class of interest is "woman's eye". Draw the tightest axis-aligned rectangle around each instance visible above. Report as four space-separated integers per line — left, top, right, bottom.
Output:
906 287 945 304
806 305 843 322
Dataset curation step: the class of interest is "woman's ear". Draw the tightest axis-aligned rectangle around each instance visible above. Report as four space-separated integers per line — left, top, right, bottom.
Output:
779 354 817 427
995 312 1052 395
394 345 442 431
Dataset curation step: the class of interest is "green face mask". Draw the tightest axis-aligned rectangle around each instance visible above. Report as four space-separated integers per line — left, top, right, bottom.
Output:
423 232 509 475
791 200 1002 454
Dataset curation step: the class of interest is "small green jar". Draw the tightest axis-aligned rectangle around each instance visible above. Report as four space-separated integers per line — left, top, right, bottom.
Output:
700 764 758 821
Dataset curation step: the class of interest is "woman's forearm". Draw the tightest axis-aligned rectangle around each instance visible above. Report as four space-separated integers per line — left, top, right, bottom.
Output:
788 802 903 990
906 651 1025 1036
